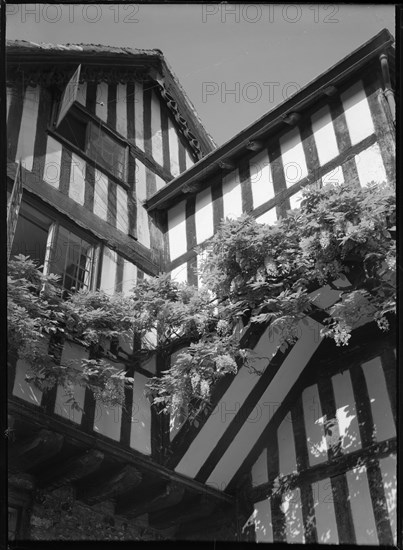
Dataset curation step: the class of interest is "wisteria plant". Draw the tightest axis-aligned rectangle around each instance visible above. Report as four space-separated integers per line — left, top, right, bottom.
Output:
8 181 395 419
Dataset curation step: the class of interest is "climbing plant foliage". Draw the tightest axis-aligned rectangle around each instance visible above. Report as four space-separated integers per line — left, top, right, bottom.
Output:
7 182 395 420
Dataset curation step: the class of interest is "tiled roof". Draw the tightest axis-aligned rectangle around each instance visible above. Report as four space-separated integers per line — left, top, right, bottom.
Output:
6 39 162 57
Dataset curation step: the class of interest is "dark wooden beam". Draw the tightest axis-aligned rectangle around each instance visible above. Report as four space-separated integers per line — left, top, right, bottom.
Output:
38 449 105 490
149 495 214 530
79 464 142 505
9 429 64 472
8 398 235 506
117 481 184 518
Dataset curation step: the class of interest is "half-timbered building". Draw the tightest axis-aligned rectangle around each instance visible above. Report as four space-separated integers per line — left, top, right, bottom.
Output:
7 29 396 542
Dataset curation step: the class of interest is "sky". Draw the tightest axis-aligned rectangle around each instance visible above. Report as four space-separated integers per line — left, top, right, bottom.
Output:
6 4 396 145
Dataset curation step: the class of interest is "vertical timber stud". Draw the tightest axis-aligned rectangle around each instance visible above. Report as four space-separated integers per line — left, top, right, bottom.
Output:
362 71 396 185
107 83 116 129
292 397 317 543
211 177 223 232
267 435 286 542
267 142 289 219
120 366 134 447
86 82 97 115
331 474 356 544
239 157 252 213
160 103 171 175
32 86 50 182
381 347 396 425
318 375 355 543
107 178 117 227
150 353 168 463
300 118 320 182
143 85 152 159
329 94 360 187
127 81 138 240
59 148 72 196
40 334 63 415
350 363 394 545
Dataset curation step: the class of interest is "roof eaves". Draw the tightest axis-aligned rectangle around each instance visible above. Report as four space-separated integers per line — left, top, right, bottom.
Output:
145 28 394 212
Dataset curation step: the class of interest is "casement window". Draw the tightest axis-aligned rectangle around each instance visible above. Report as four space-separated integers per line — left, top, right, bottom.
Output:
10 201 98 293
54 105 128 182
48 225 95 292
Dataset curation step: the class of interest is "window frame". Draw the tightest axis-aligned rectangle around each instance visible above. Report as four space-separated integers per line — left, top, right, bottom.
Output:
50 102 129 187
11 197 100 293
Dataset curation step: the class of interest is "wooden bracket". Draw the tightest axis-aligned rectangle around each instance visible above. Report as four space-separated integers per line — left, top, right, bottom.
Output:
9 429 64 473
79 464 142 505
38 449 105 490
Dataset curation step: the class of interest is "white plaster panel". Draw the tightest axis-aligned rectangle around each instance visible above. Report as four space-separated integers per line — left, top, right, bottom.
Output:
332 370 362 453
311 105 339 166
43 136 62 189
379 455 397 545
222 170 242 220
322 165 344 186
302 384 328 466
278 413 298 476
256 208 277 226
55 341 87 424
130 373 152 455
362 356 395 441
346 466 379 544
121 259 137 295
151 90 164 167
251 449 268 487
282 489 305 543
168 117 180 177
249 149 274 208
134 81 144 151
195 187 214 244
185 148 194 170
12 359 43 406
155 174 166 191
69 153 86 205
289 189 304 210
312 478 339 543
16 85 39 171
355 142 387 187
93 367 123 442
168 200 187 260
170 263 188 284
116 83 127 138
280 128 308 187
341 80 374 146
100 247 117 295
93 169 108 221
116 185 129 233
253 499 273 542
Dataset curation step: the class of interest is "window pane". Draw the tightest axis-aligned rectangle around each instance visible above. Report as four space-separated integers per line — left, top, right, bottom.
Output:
87 123 127 180
50 226 93 292
56 111 87 150
10 204 51 266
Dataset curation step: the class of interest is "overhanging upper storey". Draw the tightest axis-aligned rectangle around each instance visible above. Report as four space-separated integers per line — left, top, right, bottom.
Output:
145 28 394 213
6 39 217 161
